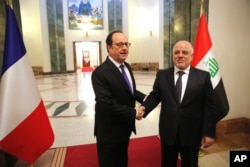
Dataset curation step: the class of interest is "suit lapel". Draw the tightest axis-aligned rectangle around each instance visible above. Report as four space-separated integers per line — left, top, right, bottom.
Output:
166 68 178 102
181 67 196 103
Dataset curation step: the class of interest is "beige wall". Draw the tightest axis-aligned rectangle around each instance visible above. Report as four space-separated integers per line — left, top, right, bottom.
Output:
19 0 44 67
20 0 51 72
19 0 250 119
209 0 250 119
127 0 163 68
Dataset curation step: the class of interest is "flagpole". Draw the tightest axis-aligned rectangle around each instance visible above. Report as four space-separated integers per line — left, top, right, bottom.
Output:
198 0 205 158
200 0 204 16
1 3 54 165
4 2 28 165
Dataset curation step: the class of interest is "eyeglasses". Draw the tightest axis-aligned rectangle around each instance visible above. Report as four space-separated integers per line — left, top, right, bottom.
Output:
112 42 131 48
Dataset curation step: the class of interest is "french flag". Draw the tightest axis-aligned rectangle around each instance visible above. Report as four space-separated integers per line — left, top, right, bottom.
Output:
0 5 54 164
191 13 229 122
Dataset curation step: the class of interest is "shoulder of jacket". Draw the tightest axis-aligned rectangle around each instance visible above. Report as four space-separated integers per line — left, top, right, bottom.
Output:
191 67 209 74
158 67 173 73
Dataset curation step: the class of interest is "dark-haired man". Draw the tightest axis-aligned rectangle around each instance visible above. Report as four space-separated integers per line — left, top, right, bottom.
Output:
91 30 145 167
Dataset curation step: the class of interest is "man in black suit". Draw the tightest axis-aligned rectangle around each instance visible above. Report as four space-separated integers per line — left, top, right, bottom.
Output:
140 40 216 167
91 30 145 167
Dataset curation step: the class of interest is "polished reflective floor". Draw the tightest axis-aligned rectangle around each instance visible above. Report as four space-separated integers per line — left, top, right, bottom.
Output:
5 71 249 167
38 71 160 148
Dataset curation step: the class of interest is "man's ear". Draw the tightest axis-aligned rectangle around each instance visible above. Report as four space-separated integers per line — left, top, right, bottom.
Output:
106 45 111 52
190 54 194 61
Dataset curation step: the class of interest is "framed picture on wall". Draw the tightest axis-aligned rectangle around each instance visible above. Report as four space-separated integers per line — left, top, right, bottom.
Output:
68 0 103 30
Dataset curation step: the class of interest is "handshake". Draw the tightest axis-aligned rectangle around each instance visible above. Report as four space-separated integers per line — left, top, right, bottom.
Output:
135 106 145 120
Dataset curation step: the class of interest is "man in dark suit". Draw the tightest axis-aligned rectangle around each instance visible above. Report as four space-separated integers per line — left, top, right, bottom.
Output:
91 30 145 167
140 40 216 167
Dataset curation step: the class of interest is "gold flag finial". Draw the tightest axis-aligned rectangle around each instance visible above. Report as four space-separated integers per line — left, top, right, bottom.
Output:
6 0 13 8
200 0 204 16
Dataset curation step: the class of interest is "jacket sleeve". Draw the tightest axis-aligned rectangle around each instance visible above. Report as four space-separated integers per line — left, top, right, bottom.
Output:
135 90 146 104
142 71 162 117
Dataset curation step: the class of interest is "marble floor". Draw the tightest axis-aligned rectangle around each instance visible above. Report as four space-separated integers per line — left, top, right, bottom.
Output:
39 71 160 148
2 71 249 167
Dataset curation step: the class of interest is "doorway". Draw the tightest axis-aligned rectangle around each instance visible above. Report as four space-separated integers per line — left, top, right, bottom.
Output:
73 41 102 72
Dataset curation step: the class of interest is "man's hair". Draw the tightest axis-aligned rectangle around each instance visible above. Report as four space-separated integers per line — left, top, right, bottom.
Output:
106 30 123 46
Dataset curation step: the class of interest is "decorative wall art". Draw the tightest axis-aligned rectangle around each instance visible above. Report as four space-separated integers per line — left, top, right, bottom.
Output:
68 0 103 30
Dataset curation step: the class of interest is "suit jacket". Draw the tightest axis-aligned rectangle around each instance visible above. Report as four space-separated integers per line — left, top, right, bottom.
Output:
143 66 216 146
91 57 145 142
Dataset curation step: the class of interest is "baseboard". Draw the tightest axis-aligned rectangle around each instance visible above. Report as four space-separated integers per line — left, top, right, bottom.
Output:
32 66 43 75
216 117 250 136
43 71 75 75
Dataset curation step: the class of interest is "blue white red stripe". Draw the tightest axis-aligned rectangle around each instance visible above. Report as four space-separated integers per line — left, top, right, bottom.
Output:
0 6 54 164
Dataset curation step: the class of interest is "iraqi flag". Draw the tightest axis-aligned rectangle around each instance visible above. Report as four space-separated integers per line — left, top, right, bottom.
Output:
191 13 229 122
0 5 54 164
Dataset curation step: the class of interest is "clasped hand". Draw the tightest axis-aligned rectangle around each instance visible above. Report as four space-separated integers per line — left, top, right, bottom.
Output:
135 106 145 120
201 136 215 148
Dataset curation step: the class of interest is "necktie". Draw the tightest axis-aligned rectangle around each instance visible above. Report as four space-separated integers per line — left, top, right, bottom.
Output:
120 64 133 93
176 71 185 102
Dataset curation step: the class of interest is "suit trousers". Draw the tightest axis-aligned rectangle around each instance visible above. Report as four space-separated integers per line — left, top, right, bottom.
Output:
97 140 129 167
160 138 200 167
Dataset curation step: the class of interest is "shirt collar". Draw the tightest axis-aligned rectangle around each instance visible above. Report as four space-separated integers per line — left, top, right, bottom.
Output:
174 65 190 75
108 56 123 68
